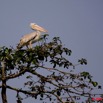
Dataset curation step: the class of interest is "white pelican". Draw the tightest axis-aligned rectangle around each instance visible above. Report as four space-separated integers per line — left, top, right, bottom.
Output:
17 23 47 49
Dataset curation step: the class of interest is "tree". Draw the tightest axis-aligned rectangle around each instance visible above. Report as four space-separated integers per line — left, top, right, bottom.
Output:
0 35 102 103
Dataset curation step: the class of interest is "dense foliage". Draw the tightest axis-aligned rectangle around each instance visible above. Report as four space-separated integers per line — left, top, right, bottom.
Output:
0 35 101 103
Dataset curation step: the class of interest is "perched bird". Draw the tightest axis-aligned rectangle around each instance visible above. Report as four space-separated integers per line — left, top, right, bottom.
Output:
17 23 47 49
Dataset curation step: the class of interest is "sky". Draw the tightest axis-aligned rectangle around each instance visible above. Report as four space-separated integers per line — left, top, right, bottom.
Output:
0 0 103 103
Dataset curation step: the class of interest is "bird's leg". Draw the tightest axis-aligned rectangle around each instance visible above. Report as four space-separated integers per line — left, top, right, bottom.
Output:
29 41 32 49
26 45 29 49
26 43 29 49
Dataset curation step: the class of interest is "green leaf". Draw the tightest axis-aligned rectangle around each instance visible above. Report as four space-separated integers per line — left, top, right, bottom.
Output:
92 81 98 87
34 95 37 99
40 94 43 98
57 91 61 96
53 63 56 68
98 85 102 89
26 75 32 79
38 55 44 61
78 58 87 65
17 99 22 103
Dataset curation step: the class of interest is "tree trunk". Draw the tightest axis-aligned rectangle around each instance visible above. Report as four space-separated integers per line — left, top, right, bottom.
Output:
1 80 7 103
1 61 7 103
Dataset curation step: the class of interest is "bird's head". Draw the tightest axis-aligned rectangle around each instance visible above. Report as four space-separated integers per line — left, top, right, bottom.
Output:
30 23 36 27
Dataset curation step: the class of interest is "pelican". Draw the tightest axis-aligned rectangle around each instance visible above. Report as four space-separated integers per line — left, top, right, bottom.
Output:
17 23 48 49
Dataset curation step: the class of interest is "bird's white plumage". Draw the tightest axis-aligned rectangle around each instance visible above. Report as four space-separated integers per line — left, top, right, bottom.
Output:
17 23 47 49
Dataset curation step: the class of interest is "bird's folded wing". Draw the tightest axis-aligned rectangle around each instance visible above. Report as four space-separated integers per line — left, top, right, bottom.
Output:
17 32 37 49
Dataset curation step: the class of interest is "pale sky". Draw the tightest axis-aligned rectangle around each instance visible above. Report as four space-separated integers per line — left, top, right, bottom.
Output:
0 0 103 103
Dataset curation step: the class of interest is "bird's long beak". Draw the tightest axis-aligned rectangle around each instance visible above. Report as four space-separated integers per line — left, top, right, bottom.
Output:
30 23 48 33
35 24 48 32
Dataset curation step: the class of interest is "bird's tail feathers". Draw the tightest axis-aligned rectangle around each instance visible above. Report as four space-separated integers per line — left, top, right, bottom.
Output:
16 40 24 49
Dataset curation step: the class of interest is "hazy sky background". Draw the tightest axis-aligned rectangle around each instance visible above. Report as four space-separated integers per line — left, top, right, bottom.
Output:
0 0 103 103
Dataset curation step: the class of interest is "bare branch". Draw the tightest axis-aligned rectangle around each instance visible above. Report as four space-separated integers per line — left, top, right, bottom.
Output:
6 67 28 80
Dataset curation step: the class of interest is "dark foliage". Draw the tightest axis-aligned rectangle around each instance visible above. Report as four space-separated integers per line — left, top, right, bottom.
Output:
0 35 102 103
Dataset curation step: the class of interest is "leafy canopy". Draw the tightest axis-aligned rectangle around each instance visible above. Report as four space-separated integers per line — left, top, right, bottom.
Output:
0 35 101 103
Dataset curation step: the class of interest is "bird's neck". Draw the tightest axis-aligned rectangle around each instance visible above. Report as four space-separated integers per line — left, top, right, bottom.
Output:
36 31 41 34
36 31 41 37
